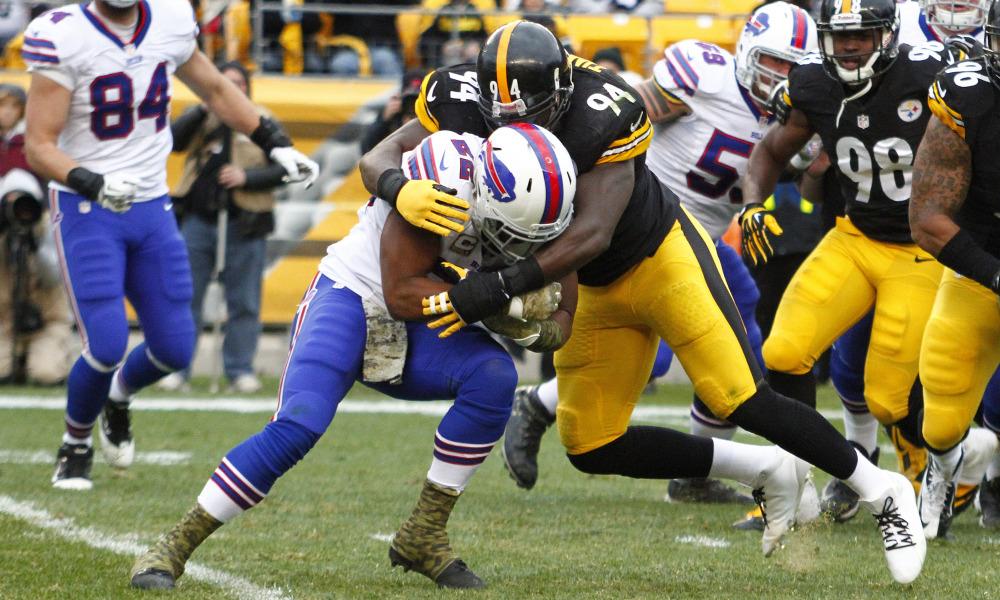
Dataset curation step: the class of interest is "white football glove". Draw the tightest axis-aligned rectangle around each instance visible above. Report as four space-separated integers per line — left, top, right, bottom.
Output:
270 146 319 188
507 282 562 321
98 173 140 213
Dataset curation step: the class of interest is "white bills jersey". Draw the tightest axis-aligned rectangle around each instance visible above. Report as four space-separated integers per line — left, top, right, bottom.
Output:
22 0 198 200
320 131 486 310
645 39 774 240
897 0 984 45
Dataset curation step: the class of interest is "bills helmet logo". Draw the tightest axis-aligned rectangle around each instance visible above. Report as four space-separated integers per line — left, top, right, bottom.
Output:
745 13 770 36
482 140 517 202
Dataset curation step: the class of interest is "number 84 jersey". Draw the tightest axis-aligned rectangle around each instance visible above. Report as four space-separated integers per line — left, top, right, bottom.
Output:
780 42 949 244
22 0 198 201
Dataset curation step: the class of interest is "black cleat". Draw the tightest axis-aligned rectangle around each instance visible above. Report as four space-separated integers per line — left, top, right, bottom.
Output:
980 477 1000 529
98 400 134 468
130 569 175 590
501 385 555 490
821 478 861 523
52 443 94 490
732 507 765 531
666 477 754 505
389 547 485 589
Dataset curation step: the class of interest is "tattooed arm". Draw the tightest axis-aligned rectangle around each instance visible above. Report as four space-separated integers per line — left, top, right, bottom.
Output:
909 115 972 255
633 78 691 124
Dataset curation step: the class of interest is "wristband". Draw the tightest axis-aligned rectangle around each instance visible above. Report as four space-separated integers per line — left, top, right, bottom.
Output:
499 256 545 297
67 167 103 202
376 168 408 207
249 116 292 154
937 229 1000 292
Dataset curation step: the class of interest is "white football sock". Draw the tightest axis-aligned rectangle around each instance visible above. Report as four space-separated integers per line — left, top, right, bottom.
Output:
708 439 781 486
988 453 1000 481
931 445 964 480
689 403 736 440
844 449 889 502
62 432 92 447
426 431 496 491
536 378 559 417
108 369 131 405
197 481 248 523
842 406 879 457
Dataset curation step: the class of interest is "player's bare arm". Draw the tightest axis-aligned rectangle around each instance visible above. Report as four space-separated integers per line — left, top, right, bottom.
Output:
532 159 635 281
743 107 814 204
633 78 691 124
909 115 972 255
360 119 470 237
24 74 75 183
380 210 452 321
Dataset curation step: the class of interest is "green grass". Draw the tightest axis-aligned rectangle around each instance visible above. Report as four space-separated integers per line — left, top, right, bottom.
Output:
2 382 999 599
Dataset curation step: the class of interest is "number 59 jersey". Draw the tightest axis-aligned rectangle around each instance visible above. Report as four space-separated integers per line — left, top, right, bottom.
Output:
22 0 198 201
780 42 949 243
646 40 773 240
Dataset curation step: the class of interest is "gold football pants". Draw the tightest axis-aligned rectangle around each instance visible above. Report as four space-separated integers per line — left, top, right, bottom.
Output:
920 269 1000 451
762 217 942 424
555 209 761 455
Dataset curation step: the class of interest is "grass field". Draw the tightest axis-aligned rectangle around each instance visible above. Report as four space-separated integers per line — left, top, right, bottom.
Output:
2 381 999 600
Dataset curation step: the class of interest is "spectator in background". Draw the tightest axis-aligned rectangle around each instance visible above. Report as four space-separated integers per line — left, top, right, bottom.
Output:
327 0 415 76
572 0 662 15
0 0 28 53
419 0 487 68
592 46 642 86
0 83 30 176
200 0 233 62
158 63 289 394
361 69 426 154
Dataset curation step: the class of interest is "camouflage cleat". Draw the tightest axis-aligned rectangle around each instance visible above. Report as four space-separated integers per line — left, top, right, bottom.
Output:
501 385 555 490
980 477 1000 529
889 425 927 494
665 477 754 505
131 504 222 590
390 480 484 589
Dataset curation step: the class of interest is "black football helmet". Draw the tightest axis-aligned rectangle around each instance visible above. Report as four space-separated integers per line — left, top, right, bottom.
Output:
985 0 1000 84
816 0 900 84
476 21 574 130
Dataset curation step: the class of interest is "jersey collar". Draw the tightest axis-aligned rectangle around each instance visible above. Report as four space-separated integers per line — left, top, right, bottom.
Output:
82 0 152 51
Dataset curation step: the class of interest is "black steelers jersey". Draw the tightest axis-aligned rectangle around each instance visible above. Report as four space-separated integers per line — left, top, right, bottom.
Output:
781 42 950 244
928 58 1000 258
413 56 678 287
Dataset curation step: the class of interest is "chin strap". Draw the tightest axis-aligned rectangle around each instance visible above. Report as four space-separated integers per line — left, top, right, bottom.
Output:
835 79 874 128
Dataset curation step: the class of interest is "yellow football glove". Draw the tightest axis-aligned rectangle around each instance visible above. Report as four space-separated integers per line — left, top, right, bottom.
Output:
396 180 470 237
422 290 467 338
507 282 562 321
738 203 783 266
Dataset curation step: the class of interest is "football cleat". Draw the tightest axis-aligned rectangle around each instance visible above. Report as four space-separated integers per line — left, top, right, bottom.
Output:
665 477 754 505
918 451 962 540
131 504 222 590
889 425 927 494
980 477 1000 529
98 400 134 469
863 471 926 584
796 472 822 525
732 506 765 531
51 443 94 490
821 446 880 523
953 483 980 517
501 385 555 490
758 450 809 557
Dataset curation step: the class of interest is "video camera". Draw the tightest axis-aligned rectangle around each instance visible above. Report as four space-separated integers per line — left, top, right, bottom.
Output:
0 188 44 235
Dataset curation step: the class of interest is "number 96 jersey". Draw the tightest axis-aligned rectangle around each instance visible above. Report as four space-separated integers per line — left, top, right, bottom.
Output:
928 58 1000 257
22 0 198 201
780 42 949 243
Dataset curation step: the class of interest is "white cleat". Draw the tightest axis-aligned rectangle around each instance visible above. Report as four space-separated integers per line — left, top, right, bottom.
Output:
863 471 926 584
918 452 960 540
758 450 809 557
959 428 999 485
795 471 821 526
98 400 135 469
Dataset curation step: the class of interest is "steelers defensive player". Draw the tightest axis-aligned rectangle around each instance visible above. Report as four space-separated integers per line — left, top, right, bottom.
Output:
910 5 1000 539
360 20 926 583
745 0 956 491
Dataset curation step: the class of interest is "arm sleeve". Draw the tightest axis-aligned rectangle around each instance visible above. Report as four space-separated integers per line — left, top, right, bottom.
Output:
170 105 208 151
241 162 288 190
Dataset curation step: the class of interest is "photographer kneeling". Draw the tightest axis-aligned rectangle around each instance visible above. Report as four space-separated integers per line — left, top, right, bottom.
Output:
0 169 73 385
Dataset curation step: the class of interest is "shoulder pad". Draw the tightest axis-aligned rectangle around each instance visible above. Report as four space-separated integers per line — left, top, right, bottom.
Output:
784 58 828 109
21 8 83 68
652 39 734 98
927 58 995 139
901 41 952 69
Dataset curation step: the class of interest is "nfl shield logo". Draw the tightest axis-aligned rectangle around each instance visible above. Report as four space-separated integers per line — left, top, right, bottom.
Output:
857 114 870 129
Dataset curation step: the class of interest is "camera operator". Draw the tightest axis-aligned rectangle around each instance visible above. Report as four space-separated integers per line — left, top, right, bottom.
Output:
0 169 73 385
0 83 30 176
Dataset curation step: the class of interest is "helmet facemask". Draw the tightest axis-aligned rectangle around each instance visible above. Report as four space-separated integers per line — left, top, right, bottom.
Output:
744 48 797 105
477 70 574 131
985 21 1000 83
922 0 989 35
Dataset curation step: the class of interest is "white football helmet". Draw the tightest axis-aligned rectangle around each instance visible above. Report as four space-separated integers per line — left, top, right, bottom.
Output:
920 0 989 34
472 123 575 267
736 2 819 105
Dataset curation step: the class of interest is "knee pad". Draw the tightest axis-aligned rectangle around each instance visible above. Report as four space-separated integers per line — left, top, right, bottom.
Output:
456 356 519 427
922 404 970 452
275 390 339 436
145 330 196 372
84 329 129 371
763 336 812 375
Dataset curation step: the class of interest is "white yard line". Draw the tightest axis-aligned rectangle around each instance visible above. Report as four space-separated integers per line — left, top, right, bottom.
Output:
673 535 731 549
0 495 292 600
0 396 846 421
0 450 190 465
369 533 395 543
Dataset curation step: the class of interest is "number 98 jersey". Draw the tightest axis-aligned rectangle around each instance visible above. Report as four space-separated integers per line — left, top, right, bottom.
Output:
780 42 949 243
928 58 1000 257
22 0 198 201
414 58 679 287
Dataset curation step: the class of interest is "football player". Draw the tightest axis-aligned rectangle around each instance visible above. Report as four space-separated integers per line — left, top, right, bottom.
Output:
745 0 996 539
361 20 925 582
909 1 1000 538
22 0 317 490
130 126 577 590
501 2 818 506
900 0 988 43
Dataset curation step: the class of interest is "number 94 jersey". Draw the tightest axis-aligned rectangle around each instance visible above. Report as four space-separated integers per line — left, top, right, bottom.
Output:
928 58 1000 257
781 42 950 243
22 0 198 201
